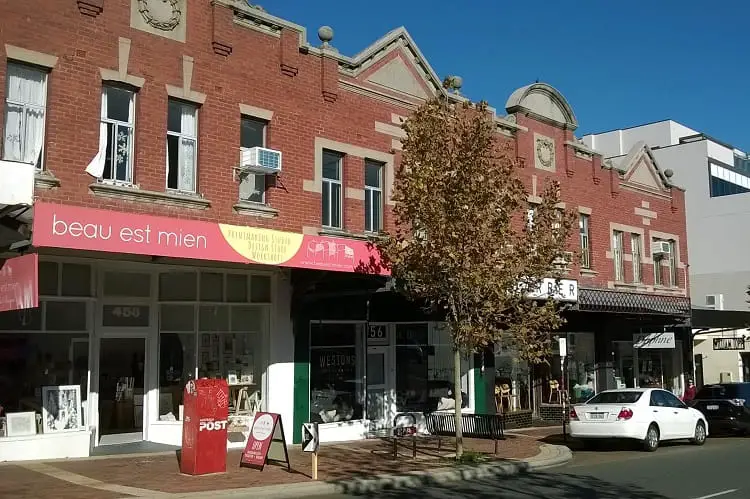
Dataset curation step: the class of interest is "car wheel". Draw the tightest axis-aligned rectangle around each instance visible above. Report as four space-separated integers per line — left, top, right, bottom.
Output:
643 424 659 452
691 421 706 446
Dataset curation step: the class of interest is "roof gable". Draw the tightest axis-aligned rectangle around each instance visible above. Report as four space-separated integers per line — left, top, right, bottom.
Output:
618 142 672 194
364 55 429 99
505 83 578 130
341 27 443 100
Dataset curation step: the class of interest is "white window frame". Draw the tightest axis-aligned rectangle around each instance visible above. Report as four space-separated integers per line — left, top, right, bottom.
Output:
579 214 591 269
668 240 678 287
364 159 383 233
166 100 198 193
3 62 48 169
653 238 663 286
239 116 267 204
100 85 136 184
631 233 642 283
613 230 624 282
322 150 343 229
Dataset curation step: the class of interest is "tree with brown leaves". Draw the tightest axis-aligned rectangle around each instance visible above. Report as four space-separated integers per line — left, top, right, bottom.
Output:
375 93 575 458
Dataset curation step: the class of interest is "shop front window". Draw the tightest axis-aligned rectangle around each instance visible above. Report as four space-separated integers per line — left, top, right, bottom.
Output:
635 340 683 395
395 323 470 413
0 332 89 437
613 341 635 389
158 332 195 421
157 271 268 425
564 333 596 403
0 260 92 437
309 323 363 423
494 345 530 412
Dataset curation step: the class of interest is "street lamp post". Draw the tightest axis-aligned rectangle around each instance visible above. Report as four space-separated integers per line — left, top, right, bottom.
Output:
558 336 567 442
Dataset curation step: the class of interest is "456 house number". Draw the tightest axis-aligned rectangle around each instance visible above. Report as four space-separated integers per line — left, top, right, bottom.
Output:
110 306 141 318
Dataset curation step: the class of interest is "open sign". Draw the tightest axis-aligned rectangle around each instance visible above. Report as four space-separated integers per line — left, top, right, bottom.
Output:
198 420 228 432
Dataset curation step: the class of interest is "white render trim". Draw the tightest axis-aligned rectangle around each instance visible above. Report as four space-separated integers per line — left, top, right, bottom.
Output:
304 137 395 206
4 44 58 68
98 38 145 88
239 104 274 121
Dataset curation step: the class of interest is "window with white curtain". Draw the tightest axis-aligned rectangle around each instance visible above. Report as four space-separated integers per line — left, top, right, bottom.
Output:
167 100 198 192
631 233 642 283
2 62 48 169
668 240 678 287
100 86 135 183
613 230 624 282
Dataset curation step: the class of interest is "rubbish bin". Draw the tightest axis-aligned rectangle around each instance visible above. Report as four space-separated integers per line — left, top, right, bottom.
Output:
180 378 229 475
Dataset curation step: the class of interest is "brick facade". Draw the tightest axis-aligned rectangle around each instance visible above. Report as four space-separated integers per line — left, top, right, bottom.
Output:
511 113 689 295
0 0 688 298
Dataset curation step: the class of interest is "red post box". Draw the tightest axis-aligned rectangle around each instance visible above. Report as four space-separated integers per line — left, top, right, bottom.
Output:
180 378 229 475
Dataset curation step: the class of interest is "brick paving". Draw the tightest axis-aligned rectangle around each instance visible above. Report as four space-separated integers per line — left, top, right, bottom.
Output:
0 466 123 499
0 436 540 498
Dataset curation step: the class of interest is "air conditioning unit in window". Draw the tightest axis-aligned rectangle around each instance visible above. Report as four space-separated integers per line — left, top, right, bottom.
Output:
652 241 671 255
239 147 282 175
705 294 725 310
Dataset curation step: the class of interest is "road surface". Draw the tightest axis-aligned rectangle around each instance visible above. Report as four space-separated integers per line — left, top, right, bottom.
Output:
309 436 750 498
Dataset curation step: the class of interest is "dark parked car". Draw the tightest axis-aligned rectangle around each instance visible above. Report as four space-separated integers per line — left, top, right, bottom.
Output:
689 382 750 435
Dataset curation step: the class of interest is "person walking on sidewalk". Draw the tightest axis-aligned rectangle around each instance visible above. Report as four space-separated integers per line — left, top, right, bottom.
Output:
682 379 696 403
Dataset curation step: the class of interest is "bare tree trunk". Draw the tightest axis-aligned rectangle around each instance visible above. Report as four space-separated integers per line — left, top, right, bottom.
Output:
454 347 464 460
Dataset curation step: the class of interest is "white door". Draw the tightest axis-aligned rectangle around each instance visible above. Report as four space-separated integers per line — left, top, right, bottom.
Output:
661 390 695 438
648 390 675 439
366 346 393 430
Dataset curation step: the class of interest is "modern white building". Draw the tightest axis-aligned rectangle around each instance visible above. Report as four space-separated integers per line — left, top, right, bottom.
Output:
583 121 750 386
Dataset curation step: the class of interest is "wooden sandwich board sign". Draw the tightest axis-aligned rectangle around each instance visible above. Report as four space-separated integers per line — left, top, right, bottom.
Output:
240 412 290 471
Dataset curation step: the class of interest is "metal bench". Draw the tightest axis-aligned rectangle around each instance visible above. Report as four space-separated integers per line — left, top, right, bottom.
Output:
425 412 505 454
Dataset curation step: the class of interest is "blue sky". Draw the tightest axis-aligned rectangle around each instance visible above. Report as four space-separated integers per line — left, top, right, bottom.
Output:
264 1 750 150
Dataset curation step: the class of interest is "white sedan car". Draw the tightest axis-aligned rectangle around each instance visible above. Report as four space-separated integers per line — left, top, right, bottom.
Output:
569 388 708 452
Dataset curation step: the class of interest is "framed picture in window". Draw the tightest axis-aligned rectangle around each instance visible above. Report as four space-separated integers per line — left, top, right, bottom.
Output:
5 411 37 437
41 385 82 433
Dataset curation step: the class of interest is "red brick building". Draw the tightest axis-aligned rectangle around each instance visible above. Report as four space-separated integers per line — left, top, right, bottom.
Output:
0 0 690 459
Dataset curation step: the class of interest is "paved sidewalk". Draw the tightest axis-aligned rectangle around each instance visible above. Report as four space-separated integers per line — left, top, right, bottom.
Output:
0 435 559 499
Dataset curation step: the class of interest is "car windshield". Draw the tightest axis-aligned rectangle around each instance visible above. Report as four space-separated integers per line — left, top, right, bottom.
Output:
694 384 750 400
585 391 643 404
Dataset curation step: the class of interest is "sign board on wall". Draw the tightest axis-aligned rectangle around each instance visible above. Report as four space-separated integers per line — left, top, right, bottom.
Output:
713 337 746 351
633 332 675 349
0 253 38 313
524 278 578 303
32 203 386 275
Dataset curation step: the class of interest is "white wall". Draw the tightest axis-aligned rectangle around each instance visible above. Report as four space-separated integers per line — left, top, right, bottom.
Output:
266 270 295 441
0 431 91 462
694 333 744 385
707 140 736 165
582 120 699 157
